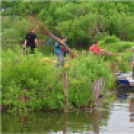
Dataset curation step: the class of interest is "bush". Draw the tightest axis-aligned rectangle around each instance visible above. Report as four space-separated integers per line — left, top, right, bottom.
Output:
2 47 65 111
2 17 35 43
67 51 114 107
100 35 120 45
2 47 115 111
2 16 53 55
119 49 132 72
93 32 109 43
99 36 133 53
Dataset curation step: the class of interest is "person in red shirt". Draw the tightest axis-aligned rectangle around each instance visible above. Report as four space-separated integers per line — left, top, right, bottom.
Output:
90 42 107 52
89 43 95 51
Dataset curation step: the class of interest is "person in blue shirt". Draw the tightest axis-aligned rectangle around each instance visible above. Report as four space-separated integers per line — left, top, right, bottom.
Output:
54 35 70 67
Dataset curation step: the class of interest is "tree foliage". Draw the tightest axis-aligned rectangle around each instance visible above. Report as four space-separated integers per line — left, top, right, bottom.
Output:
1 1 134 49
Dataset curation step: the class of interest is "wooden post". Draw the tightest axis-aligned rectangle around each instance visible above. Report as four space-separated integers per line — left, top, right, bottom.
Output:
99 77 106 97
64 71 69 112
92 77 106 101
92 79 100 100
92 109 99 134
63 114 68 134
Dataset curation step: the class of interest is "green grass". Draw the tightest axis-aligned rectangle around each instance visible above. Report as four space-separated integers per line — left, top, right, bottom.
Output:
1 45 114 112
100 41 134 53
98 36 134 73
2 36 133 112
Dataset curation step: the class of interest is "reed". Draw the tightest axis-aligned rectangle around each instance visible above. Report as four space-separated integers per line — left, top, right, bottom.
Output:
29 16 76 58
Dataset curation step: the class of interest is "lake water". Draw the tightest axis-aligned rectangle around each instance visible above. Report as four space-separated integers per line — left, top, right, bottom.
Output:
2 93 134 134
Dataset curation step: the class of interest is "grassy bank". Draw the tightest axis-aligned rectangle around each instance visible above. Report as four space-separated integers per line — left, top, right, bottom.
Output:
2 35 134 112
99 35 134 72
2 45 115 112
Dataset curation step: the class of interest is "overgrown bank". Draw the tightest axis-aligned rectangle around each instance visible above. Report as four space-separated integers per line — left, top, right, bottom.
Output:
2 46 115 112
2 35 134 112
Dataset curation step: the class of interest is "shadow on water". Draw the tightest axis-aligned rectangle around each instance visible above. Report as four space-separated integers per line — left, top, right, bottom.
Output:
130 97 134 122
2 100 110 134
117 92 134 122
2 91 134 134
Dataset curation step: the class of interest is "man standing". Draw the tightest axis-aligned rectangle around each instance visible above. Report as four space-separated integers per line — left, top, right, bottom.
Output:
130 47 134 69
54 35 70 68
23 28 38 54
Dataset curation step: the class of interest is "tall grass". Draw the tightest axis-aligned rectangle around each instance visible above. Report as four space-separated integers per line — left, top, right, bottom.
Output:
99 36 134 73
2 46 115 112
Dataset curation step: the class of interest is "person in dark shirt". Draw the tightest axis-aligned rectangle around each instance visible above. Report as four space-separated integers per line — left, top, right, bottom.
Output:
24 28 38 54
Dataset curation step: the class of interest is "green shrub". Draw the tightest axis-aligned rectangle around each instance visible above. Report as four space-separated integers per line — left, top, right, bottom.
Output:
2 47 115 111
100 35 120 46
93 32 109 43
67 51 114 107
119 49 132 72
99 38 134 53
2 47 65 111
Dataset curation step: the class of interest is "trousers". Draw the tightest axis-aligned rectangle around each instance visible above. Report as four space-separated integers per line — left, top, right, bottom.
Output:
26 46 35 55
56 51 65 67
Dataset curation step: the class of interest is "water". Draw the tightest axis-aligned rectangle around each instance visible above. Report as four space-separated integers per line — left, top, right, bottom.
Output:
2 93 134 134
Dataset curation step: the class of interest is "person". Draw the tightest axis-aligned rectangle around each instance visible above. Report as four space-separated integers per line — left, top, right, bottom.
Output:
130 47 134 69
54 35 70 68
90 42 107 52
89 42 95 51
23 28 38 54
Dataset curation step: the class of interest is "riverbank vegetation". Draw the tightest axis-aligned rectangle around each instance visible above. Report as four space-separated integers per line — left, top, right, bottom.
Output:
1 1 134 112
2 106 111 133
2 46 115 112
2 1 134 50
99 36 134 72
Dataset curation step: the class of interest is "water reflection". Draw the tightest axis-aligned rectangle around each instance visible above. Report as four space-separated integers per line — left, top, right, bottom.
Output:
92 100 104 134
2 93 134 133
99 92 134 134
2 99 109 133
117 93 134 123
130 95 134 122
92 109 99 134
62 113 68 134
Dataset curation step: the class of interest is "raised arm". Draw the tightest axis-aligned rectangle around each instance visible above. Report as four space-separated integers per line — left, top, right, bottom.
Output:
89 45 94 51
89 46 92 51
